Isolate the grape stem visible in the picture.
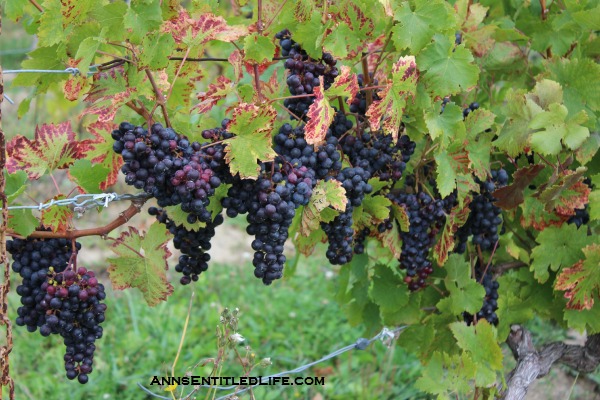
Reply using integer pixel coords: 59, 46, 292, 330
145, 69, 172, 128
28, 0, 43, 12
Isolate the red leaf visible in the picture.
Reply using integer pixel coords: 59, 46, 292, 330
63, 74, 88, 101
305, 77, 334, 146
6, 121, 90, 179
229, 49, 244, 81
434, 197, 472, 266
84, 120, 123, 190
163, 10, 247, 45
554, 181, 591, 219
82, 68, 138, 123
555, 259, 592, 310
492, 164, 545, 210
41, 195, 73, 233
194, 76, 234, 114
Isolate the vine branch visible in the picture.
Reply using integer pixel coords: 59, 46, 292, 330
501, 325, 600, 400
7, 200, 146, 240
145, 69, 171, 128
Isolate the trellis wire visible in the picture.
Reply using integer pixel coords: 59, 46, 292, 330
137, 326, 408, 400
1, 192, 151, 213
1, 67, 96, 76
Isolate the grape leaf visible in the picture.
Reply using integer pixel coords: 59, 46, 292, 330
5, 170, 28, 203
194, 76, 234, 114
325, 66, 360, 107
299, 180, 346, 236
305, 77, 335, 145
434, 197, 472, 265
536, 167, 588, 212
415, 352, 476, 398
41, 195, 73, 234
492, 164, 545, 210
6, 121, 90, 179
391, 0, 456, 53
425, 102, 465, 149
12, 45, 67, 92
520, 194, 567, 231
529, 104, 589, 155
590, 174, 600, 221
206, 184, 231, 221
243, 33, 275, 64
555, 244, 600, 311
293, 11, 328, 59
294, 226, 326, 257
450, 321, 503, 386
391, 202, 410, 232
123, 0, 163, 44
530, 224, 594, 283
369, 264, 409, 315
68, 159, 110, 194
7, 209, 38, 238
63, 74, 89, 102
108, 222, 174, 307
84, 121, 123, 190
353, 194, 391, 227
82, 67, 140, 123
163, 206, 206, 231
366, 56, 418, 141
437, 254, 485, 316
493, 90, 534, 157
139, 32, 176, 69
163, 10, 248, 47
223, 103, 278, 179
576, 133, 600, 165
375, 220, 402, 259
417, 34, 479, 97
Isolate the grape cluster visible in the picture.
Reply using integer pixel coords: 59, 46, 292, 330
7, 238, 105, 383
337, 130, 415, 181
464, 263, 499, 326
41, 266, 106, 383
112, 122, 225, 224
8, 237, 77, 332
321, 167, 372, 265
389, 191, 447, 291
462, 102, 479, 119
223, 161, 316, 284
149, 207, 224, 285
275, 29, 339, 120
455, 169, 508, 253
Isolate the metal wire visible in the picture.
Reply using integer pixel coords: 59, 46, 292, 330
1, 67, 97, 76
137, 326, 408, 400
1, 192, 151, 213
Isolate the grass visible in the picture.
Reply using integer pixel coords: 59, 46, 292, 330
3, 221, 428, 400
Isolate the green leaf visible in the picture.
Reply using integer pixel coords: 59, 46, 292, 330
531, 225, 594, 283
224, 103, 278, 179
299, 179, 346, 236
323, 24, 358, 58
450, 321, 503, 386
139, 32, 175, 69
38, 0, 68, 47
5, 170, 28, 203
435, 151, 458, 198
493, 90, 534, 157
417, 34, 479, 97
243, 33, 275, 64
163, 206, 206, 231
529, 104, 589, 155
437, 254, 486, 316
354, 194, 392, 227
7, 209, 38, 238
75, 34, 104, 75
391, 0, 456, 53
68, 159, 110, 194
434, 198, 472, 265
369, 264, 409, 316
123, 0, 163, 44
590, 174, 600, 221
293, 11, 327, 59
415, 352, 476, 398
425, 102, 465, 148
206, 184, 231, 221
91, 2, 127, 41
108, 223, 174, 307
12, 45, 67, 92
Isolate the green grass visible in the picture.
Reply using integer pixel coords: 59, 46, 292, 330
3, 229, 427, 400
